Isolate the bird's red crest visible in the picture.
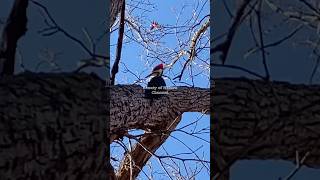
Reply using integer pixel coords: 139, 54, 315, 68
153, 63, 164, 71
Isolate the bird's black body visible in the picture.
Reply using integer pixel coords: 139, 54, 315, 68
145, 76, 166, 99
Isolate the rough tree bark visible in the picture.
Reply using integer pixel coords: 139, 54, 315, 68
115, 116, 182, 180
213, 78, 320, 180
110, 0, 124, 27
110, 85, 210, 141
0, 73, 107, 179
110, 85, 210, 179
3, 73, 320, 179
0, 72, 209, 179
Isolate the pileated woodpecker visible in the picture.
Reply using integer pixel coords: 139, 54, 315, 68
145, 63, 167, 100
145, 64, 164, 78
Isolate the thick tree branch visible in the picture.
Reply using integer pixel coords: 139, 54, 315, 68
0, 73, 107, 179
110, 0, 125, 85
110, 85, 210, 142
110, 0, 125, 27
116, 115, 182, 180
213, 77, 320, 179
0, 72, 209, 178
3, 72, 320, 179
0, 0, 28, 76
111, 84, 209, 178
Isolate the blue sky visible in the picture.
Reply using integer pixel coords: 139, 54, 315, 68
110, 0, 210, 179
111, 0, 210, 87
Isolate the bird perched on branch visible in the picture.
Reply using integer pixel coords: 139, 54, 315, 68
145, 63, 165, 78
145, 63, 167, 100
150, 21, 160, 30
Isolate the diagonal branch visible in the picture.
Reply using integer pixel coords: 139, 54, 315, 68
174, 19, 210, 81
297, 0, 320, 16
245, 24, 303, 58
116, 115, 182, 180
281, 151, 310, 180
212, 63, 265, 79
211, 0, 253, 64
255, 1, 270, 80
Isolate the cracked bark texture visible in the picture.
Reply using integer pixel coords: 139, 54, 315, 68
0, 72, 209, 179
213, 77, 320, 180
110, 85, 210, 142
0, 73, 107, 179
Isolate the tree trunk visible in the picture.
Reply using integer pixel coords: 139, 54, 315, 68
213, 77, 320, 179
110, 0, 124, 27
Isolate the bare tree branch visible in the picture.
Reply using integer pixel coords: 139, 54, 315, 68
116, 115, 183, 180
211, 0, 253, 64
174, 19, 210, 81
0, 0, 28, 76
256, 1, 270, 80
31, 0, 108, 71
280, 151, 310, 180
110, 0, 126, 85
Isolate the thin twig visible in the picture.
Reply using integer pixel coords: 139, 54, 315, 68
222, 0, 233, 18
309, 55, 320, 84
280, 151, 310, 180
244, 25, 303, 58
30, 0, 108, 70
256, 1, 270, 80
212, 63, 265, 79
